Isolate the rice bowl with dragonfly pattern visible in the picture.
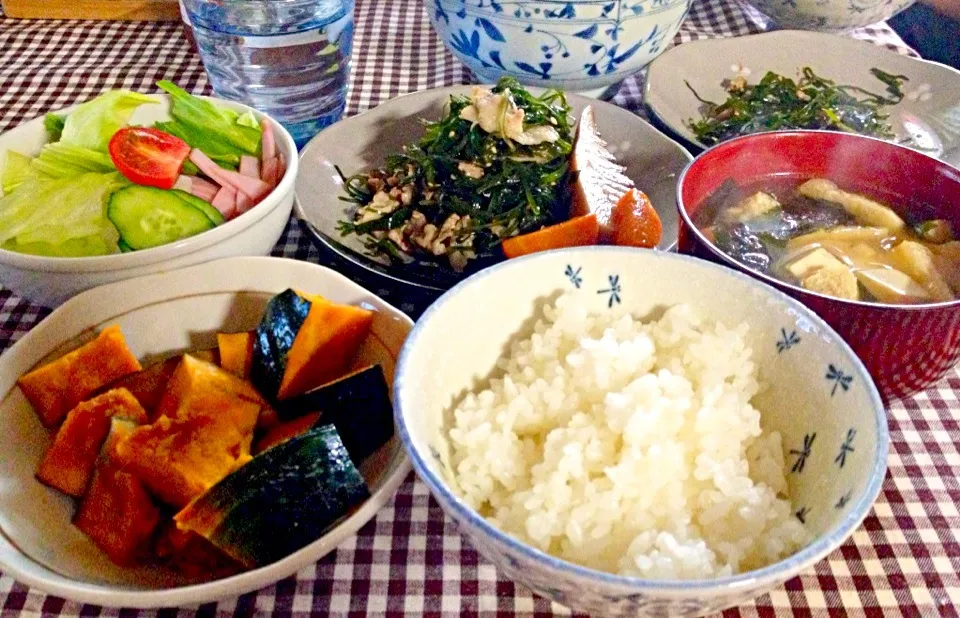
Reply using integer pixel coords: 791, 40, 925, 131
394, 247, 888, 617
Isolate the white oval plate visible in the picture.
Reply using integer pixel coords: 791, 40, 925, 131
645, 31, 960, 165
0, 256, 412, 608
295, 85, 693, 292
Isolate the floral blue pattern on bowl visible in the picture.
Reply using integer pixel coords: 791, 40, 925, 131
426, 0, 691, 91
394, 247, 888, 617
739, 0, 913, 32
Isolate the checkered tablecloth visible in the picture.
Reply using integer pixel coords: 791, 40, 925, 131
1, 1, 957, 616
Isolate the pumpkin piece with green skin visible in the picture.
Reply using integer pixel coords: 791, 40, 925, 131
275, 364, 394, 462
250, 290, 375, 401
174, 423, 369, 569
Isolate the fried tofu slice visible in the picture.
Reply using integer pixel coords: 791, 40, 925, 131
798, 179, 905, 231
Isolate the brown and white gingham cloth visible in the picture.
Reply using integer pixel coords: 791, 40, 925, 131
1, 1, 957, 616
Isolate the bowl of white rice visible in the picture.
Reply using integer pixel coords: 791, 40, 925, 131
394, 247, 888, 617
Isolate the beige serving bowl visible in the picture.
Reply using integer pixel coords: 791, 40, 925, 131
0, 256, 412, 607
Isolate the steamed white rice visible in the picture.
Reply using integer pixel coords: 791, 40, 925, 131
447, 294, 810, 579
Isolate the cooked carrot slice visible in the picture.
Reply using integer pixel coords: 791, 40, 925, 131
611, 188, 662, 249
502, 214, 600, 259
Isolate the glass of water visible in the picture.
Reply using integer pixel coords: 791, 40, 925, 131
180, 0, 355, 149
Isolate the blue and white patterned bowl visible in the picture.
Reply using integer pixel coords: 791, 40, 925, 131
425, 0, 691, 93
394, 247, 888, 617
740, 0, 913, 32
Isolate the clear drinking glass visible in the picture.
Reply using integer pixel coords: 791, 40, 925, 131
180, 0, 355, 149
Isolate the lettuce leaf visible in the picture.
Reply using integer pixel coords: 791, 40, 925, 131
0, 173, 124, 256
154, 120, 240, 170
44, 114, 65, 142
2, 151, 38, 194
155, 80, 262, 159
59, 91, 160, 152
30, 143, 115, 178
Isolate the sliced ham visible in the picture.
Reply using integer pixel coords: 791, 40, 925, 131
173, 175, 193, 193
188, 177, 219, 202
211, 185, 238, 220
239, 155, 260, 179
236, 192, 254, 215
261, 157, 279, 188
189, 149, 271, 202
261, 118, 277, 161
276, 153, 287, 184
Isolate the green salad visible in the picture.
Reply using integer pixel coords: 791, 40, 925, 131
0, 81, 285, 257
337, 77, 573, 272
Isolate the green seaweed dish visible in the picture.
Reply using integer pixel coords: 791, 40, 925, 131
336, 77, 573, 272
686, 67, 908, 145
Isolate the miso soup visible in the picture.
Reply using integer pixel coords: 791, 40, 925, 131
695, 177, 960, 304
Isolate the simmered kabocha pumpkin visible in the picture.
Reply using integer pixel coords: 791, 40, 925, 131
73, 417, 160, 566
217, 331, 255, 378
35, 388, 147, 497
250, 290, 374, 401
18, 325, 142, 428
96, 350, 218, 419
174, 424, 370, 569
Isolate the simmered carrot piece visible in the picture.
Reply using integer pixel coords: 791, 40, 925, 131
610, 188, 662, 249
502, 214, 599, 259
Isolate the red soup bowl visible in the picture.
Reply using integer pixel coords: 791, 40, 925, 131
676, 130, 960, 402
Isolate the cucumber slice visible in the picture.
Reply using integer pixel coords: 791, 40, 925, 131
172, 190, 226, 225
118, 240, 134, 253
107, 185, 216, 250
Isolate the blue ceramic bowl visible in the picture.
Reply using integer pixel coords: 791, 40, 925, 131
394, 247, 888, 617
739, 0, 913, 31
425, 0, 691, 93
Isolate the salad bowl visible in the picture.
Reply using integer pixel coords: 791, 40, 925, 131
0, 256, 412, 607
0, 93, 298, 308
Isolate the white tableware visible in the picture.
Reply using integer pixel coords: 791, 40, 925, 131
0, 256, 412, 607
394, 247, 888, 617
0, 96, 298, 307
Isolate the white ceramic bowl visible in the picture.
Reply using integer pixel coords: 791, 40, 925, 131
0, 96, 298, 308
0, 256, 412, 608
426, 0, 691, 93
740, 0, 913, 31
394, 247, 888, 617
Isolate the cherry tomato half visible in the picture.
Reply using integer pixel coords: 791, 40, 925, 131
108, 127, 191, 190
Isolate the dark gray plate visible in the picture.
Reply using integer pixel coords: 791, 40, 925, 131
294, 86, 693, 292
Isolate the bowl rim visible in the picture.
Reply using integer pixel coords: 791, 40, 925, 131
0, 255, 413, 607
394, 245, 889, 593
675, 128, 960, 312
0, 95, 298, 274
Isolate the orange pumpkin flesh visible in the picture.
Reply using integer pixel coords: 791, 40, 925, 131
253, 411, 321, 454
217, 332, 255, 378
116, 414, 253, 508
276, 295, 374, 400
35, 388, 147, 497
155, 355, 269, 436
98, 350, 217, 419
73, 417, 160, 566
18, 325, 142, 428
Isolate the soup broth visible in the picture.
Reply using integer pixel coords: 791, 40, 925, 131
695, 177, 960, 305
